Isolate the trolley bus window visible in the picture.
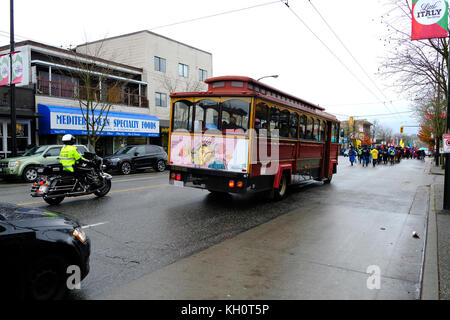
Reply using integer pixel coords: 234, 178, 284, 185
279, 109, 290, 138
306, 117, 313, 140
323, 122, 328, 142
221, 99, 250, 134
255, 102, 269, 134
173, 100, 193, 132
331, 123, 339, 142
196, 99, 219, 133
335, 123, 340, 142
319, 120, 325, 142
194, 104, 205, 132
299, 115, 306, 139
314, 119, 320, 141
289, 112, 299, 138
270, 107, 280, 137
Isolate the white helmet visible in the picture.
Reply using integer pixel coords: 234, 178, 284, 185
62, 134, 76, 145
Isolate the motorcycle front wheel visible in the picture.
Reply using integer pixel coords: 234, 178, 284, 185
43, 196, 65, 205
94, 179, 111, 197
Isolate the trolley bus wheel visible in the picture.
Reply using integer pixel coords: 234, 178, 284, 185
273, 173, 288, 201
324, 175, 333, 184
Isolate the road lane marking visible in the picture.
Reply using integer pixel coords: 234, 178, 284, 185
109, 184, 168, 194
112, 176, 165, 183
82, 222, 109, 229
16, 183, 169, 206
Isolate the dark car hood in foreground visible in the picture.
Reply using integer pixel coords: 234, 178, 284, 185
0, 203, 79, 229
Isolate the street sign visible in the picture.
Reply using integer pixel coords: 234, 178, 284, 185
443, 134, 450, 153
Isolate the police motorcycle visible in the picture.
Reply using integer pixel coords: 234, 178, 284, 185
30, 151, 112, 205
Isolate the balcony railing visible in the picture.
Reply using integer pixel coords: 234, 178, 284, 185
36, 78, 149, 108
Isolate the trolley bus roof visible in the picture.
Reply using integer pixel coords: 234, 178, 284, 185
170, 76, 339, 122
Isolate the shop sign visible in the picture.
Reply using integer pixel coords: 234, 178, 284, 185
38, 104, 159, 137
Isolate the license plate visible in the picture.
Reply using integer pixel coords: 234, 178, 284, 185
174, 180, 184, 187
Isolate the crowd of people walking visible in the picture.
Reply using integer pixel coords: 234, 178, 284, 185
345, 145, 426, 167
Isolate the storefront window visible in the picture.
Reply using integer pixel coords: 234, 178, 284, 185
7, 122, 30, 154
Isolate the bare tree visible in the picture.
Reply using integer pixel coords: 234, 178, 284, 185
160, 73, 205, 93
46, 41, 132, 151
377, 125, 394, 144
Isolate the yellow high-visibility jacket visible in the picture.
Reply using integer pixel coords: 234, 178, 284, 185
370, 149, 379, 160
59, 145, 85, 172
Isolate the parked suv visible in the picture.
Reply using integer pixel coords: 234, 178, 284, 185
0, 145, 89, 182
103, 144, 168, 175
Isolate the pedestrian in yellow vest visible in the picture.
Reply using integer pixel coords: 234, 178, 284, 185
370, 148, 379, 168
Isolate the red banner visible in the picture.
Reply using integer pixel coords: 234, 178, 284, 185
412, 0, 449, 40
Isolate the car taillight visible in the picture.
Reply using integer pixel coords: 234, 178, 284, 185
176, 174, 181, 181
229, 180, 235, 188
237, 181, 243, 188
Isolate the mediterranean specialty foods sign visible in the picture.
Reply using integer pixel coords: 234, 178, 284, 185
38, 104, 159, 137
412, 0, 449, 40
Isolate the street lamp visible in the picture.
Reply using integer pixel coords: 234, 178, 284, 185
256, 75, 279, 81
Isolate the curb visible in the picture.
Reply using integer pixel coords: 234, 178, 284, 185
420, 183, 440, 300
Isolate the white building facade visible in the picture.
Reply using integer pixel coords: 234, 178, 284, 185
76, 30, 213, 150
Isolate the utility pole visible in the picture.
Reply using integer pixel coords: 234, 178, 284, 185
444, 40, 450, 210
9, 0, 17, 157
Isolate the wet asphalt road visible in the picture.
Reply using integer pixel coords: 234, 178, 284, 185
0, 157, 435, 299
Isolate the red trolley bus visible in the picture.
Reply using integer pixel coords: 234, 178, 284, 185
168, 76, 340, 200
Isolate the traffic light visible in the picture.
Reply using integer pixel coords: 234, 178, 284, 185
400, 126, 404, 134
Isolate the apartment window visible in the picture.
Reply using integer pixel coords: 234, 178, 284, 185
199, 68, 208, 81
154, 56, 166, 72
179, 63, 189, 77
155, 92, 167, 107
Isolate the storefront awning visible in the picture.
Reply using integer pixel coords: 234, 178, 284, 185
38, 104, 159, 137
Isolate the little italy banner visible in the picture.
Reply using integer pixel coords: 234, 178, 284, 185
412, 0, 449, 40
0, 54, 9, 86
0, 51, 24, 86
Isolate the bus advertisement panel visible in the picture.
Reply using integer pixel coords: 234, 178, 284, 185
170, 133, 248, 173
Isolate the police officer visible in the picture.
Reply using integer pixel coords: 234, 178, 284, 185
59, 134, 87, 173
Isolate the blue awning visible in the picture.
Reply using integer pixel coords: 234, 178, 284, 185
38, 104, 160, 137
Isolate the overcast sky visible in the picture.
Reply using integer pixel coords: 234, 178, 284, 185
0, 0, 418, 135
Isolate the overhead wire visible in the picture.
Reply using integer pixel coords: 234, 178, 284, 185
306, 0, 402, 119
280, 2, 386, 106
148, 0, 283, 31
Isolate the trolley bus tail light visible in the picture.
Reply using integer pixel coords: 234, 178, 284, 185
176, 174, 182, 181
228, 180, 235, 188
237, 181, 243, 188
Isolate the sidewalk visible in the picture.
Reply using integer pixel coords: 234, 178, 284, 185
97, 160, 434, 300
422, 162, 450, 300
